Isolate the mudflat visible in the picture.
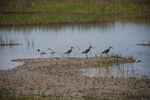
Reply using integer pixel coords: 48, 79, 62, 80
0, 57, 150, 99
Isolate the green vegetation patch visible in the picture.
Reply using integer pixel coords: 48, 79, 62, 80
0, 0, 149, 26
0, 13, 114, 26
95, 55, 136, 67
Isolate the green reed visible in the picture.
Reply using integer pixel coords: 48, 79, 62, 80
1, 1, 149, 13
0, 13, 114, 26
0, 1, 149, 26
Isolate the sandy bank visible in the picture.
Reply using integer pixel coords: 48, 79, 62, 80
0, 57, 150, 99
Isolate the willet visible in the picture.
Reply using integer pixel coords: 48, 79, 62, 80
36, 49, 46, 57
81, 46, 92, 57
102, 46, 113, 57
48, 48, 56, 57
64, 47, 74, 57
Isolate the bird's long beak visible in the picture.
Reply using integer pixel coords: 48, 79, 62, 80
35, 49, 39, 51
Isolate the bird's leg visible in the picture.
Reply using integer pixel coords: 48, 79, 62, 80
68, 54, 69, 58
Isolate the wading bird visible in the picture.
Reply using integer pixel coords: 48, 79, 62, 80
48, 48, 56, 57
81, 46, 92, 57
102, 46, 113, 57
63, 47, 74, 57
36, 49, 46, 57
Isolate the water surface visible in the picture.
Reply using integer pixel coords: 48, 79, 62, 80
0, 20, 150, 77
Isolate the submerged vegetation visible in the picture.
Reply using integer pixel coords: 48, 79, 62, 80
0, 0, 149, 26
0, 36, 35, 46
0, 36, 22, 45
136, 41, 150, 46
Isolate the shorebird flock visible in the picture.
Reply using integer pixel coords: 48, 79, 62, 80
36, 46, 113, 58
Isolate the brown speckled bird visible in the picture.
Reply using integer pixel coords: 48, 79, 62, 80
81, 46, 92, 57
102, 46, 113, 57
64, 47, 74, 57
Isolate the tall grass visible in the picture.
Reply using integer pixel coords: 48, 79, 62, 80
0, 13, 114, 26
0, 0, 150, 7
0, 1, 149, 14
0, 0, 149, 26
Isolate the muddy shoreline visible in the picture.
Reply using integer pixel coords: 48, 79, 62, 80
0, 57, 150, 99
0, 20, 114, 27
136, 43, 150, 46
0, 44, 22, 46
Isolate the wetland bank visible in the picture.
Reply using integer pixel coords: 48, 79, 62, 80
1, 57, 150, 100
0, 0, 150, 99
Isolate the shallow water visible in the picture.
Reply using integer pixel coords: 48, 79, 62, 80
0, 20, 150, 77
81, 63, 149, 78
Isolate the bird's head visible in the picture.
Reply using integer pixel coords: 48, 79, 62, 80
36, 49, 40, 52
109, 46, 113, 49
89, 46, 93, 48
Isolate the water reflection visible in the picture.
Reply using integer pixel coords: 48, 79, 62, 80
0, 20, 150, 78
81, 64, 150, 78
1, 22, 115, 31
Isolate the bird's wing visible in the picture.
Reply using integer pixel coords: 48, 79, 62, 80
50, 50, 56, 54
102, 49, 109, 53
64, 49, 71, 54
82, 49, 89, 53
40, 51, 46, 54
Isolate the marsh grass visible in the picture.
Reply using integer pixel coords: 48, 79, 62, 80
0, 36, 22, 46
0, 0, 149, 26
0, 36, 35, 46
95, 53, 135, 68
0, 87, 81, 100
0, 13, 114, 26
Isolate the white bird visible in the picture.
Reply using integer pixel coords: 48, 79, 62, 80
48, 48, 56, 57
36, 49, 46, 57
